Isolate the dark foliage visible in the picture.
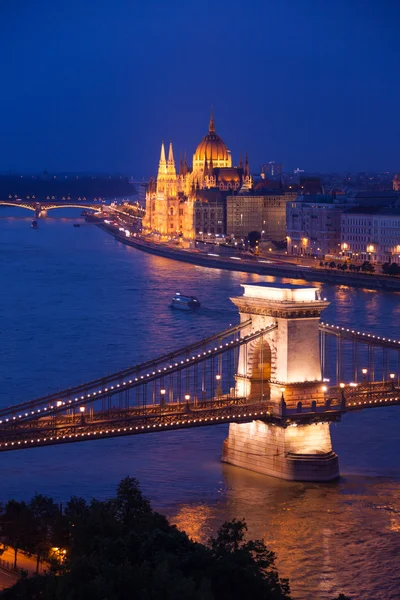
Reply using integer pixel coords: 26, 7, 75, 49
0, 478, 292, 600
247, 230, 261, 248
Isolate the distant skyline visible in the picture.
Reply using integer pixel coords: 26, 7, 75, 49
0, 0, 399, 177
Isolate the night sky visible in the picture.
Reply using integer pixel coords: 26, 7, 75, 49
1, 0, 399, 176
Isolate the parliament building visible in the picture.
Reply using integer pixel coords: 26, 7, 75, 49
142, 111, 251, 240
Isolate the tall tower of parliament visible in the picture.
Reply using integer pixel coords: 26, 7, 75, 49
142, 110, 251, 240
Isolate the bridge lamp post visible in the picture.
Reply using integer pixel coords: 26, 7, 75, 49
362, 368, 368, 382
390, 373, 396, 390
184, 394, 190, 411
79, 406, 85, 424
279, 387, 286, 416
216, 374, 222, 399
160, 388, 166, 410
339, 383, 346, 408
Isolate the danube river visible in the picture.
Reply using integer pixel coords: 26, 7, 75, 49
1, 211, 400, 600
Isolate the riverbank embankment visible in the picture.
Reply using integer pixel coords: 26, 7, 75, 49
97, 222, 400, 291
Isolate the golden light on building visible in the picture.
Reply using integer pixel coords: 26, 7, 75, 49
367, 244, 375, 253
342, 242, 348, 250
302, 237, 308, 246
142, 109, 251, 242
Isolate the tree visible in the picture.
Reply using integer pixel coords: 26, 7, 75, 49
0, 480, 352, 600
382, 262, 400, 276
207, 519, 291, 600
1, 500, 31, 569
361, 261, 375, 273
27, 494, 61, 573
247, 231, 261, 248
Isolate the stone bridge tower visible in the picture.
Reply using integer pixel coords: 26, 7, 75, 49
222, 283, 340, 481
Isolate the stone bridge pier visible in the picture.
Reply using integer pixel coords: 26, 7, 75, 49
222, 283, 340, 481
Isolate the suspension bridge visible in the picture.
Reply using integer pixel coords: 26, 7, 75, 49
0, 283, 399, 481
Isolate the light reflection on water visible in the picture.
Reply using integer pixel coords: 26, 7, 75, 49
1, 211, 400, 599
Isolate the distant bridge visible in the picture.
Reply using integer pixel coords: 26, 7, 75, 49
0, 201, 102, 216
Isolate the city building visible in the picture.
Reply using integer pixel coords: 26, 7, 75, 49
341, 206, 400, 264
142, 111, 251, 240
393, 174, 400, 191
194, 189, 225, 236
227, 181, 297, 241
287, 191, 400, 260
286, 194, 356, 258
138, 182, 148, 206
261, 161, 282, 179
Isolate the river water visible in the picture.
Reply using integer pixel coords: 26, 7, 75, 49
1, 211, 400, 599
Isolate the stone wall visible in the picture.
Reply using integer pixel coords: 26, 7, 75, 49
222, 420, 339, 481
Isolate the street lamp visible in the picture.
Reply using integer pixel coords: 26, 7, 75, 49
339, 382, 346, 406
216, 374, 222, 398
321, 385, 327, 393
160, 388, 166, 409
79, 405, 85, 424
362, 368, 368, 381
184, 394, 190, 410
390, 373, 395, 390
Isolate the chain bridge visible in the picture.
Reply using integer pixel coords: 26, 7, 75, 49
1, 283, 399, 482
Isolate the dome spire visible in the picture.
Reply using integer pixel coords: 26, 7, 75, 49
209, 106, 216, 134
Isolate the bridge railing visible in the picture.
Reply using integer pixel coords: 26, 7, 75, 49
0, 322, 276, 432
0, 320, 252, 421
320, 322, 400, 386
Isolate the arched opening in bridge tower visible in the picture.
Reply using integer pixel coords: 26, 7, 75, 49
249, 338, 272, 401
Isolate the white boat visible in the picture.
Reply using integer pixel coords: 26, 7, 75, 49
171, 292, 200, 310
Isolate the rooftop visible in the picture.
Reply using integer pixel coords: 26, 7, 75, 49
343, 206, 400, 216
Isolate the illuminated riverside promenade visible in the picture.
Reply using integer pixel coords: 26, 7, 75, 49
98, 219, 400, 291
1, 213, 400, 599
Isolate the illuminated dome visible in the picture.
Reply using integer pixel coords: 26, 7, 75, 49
193, 112, 232, 171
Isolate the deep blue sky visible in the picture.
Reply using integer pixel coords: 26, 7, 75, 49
0, 0, 399, 176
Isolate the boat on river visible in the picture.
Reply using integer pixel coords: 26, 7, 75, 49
31, 220, 38, 229
171, 292, 200, 310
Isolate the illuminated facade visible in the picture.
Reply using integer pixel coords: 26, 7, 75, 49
341, 207, 400, 264
142, 111, 251, 240
286, 195, 351, 258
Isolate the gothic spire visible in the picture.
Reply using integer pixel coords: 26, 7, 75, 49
159, 141, 166, 165
209, 106, 215, 134
168, 141, 174, 164
244, 151, 249, 177
239, 153, 243, 169
183, 151, 188, 176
